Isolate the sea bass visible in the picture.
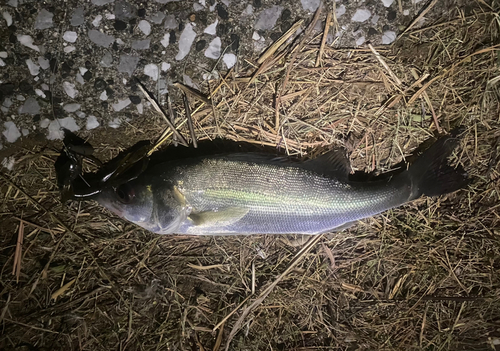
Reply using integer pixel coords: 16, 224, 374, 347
93, 132, 467, 235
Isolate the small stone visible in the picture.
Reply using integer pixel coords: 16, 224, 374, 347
2, 157, 15, 171
0, 83, 14, 96
138, 8, 146, 17
381, 0, 394, 7
63, 103, 81, 112
230, 33, 240, 51
195, 39, 206, 51
99, 90, 108, 100
34, 9, 54, 30
35, 89, 46, 98
0, 51, 7, 58
387, 10, 397, 21
204, 37, 221, 59
300, 0, 320, 12
356, 36, 366, 46
149, 12, 165, 24
0, 58, 5, 67
91, 0, 114, 5
129, 95, 140, 104
63, 81, 78, 98
105, 13, 115, 20
7, 0, 17, 7
3, 121, 21, 143
93, 15, 103, 27
94, 78, 107, 90
138, 20, 151, 35
204, 19, 218, 35
252, 31, 260, 40
117, 54, 139, 76
26, 59, 40, 75
86, 115, 100, 130
38, 57, 50, 69
136, 103, 143, 114
175, 23, 196, 61
160, 33, 169, 47
183, 74, 198, 89
88, 29, 115, 47
47, 117, 80, 140
17, 35, 40, 52
161, 62, 170, 71
382, 30, 396, 44
242, 4, 253, 15
63, 31, 78, 43
336, 4, 346, 17
100, 51, 113, 67
83, 71, 92, 81
22, 128, 29, 136
115, 0, 136, 20
75, 111, 86, 118
216, 4, 229, 19
19, 97, 40, 115
189, 13, 196, 22
223, 53, 236, 69
403, 9, 410, 16
64, 46, 76, 53
351, 9, 371, 22
193, 3, 204, 11
112, 98, 131, 111
40, 118, 50, 128
114, 19, 127, 30
2, 11, 13, 26
131, 39, 150, 50
164, 14, 177, 29
255, 6, 283, 30
144, 63, 159, 81
108, 118, 121, 128
71, 6, 85, 26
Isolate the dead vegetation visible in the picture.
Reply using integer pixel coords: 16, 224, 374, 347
1, 1, 500, 350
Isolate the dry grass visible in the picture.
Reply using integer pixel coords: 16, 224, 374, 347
2, 2, 500, 351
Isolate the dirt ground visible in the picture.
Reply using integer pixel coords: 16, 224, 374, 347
2, 1, 500, 351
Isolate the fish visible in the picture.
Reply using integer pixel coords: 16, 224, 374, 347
90, 131, 468, 235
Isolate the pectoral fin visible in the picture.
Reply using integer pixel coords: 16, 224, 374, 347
189, 207, 249, 228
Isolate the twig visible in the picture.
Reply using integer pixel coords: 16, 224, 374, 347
183, 93, 198, 148
166, 94, 178, 146
397, 0, 439, 40
12, 220, 23, 283
315, 11, 332, 67
213, 294, 252, 332
136, 80, 188, 147
258, 19, 304, 64
368, 43, 403, 88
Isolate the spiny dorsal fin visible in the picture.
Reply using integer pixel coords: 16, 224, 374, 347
301, 148, 351, 181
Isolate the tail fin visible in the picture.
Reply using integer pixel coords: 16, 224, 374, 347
407, 129, 468, 200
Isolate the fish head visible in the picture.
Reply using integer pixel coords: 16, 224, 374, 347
97, 180, 154, 226
97, 180, 190, 234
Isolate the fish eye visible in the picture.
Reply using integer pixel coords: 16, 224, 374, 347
115, 183, 135, 204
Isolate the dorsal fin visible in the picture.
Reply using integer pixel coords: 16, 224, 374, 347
301, 148, 351, 181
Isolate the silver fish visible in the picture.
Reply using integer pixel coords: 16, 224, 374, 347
96, 133, 467, 235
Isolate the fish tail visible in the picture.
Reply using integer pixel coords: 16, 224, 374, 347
407, 129, 468, 200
